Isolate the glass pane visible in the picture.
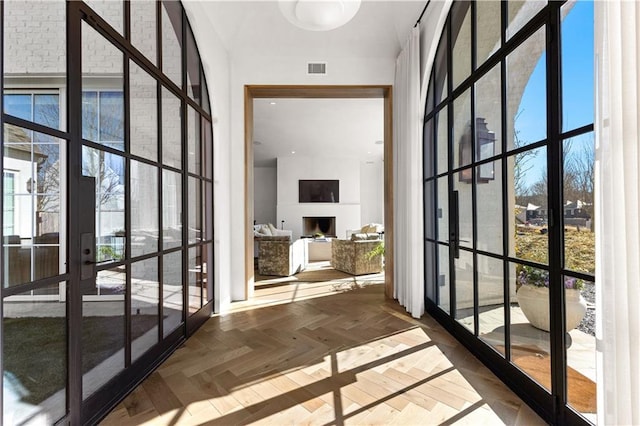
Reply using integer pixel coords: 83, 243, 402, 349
476, 160, 503, 255
132, 258, 160, 361
475, 64, 502, 160
202, 70, 211, 114
434, 25, 448, 105
186, 25, 201, 104
423, 118, 434, 179
205, 181, 213, 241
509, 146, 547, 264
3, 1, 66, 93
451, 1, 471, 90
510, 262, 551, 392
203, 119, 213, 180
4, 94, 31, 121
561, 1, 594, 133
163, 169, 182, 249
455, 249, 474, 332
476, 1, 501, 67
203, 242, 212, 302
130, 61, 158, 161
131, 160, 158, 257
563, 133, 595, 274
82, 267, 126, 399
188, 106, 200, 174
506, 27, 547, 151
188, 177, 201, 244
478, 255, 505, 355
85, 0, 123, 34
188, 246, 202, 314
507, 1, 546, 40
425, 76, 435, 116
162, 87, 182, 169
437, 177, 449, 243
34, 94, 61, 130
82, 147, 126, 263
436, 109, 448, 175
453, 89, 472, 170
425, 180, 436, 240
131, 0, 157, 64
565, 277, 596, 419
82, 23, 125, 151
454, 171, 473, 249
3, 283, 67, 424
438, 244, 450, 313
163, 250, 183, 337
162, 1, 183, 87
425, 241, 437, 301
3, 125, 65, 286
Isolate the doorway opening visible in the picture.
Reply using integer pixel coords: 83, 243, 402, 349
244, 85, 393, 299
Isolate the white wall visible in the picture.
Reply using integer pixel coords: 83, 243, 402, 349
253, 166, 277, 225
359, 159, 384, 226
187, 3, 400, 304
227, 55, 395, 301
277, 156, 361, 239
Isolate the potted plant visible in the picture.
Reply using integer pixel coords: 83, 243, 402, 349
516, 265, 587, 332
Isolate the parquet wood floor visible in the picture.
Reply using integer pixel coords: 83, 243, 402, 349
101, 265, 545, 425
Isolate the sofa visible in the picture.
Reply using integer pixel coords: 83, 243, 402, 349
257, 236, 306, 276
331, 233, 383, 275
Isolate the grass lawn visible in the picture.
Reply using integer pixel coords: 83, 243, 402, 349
3, 315, 158, 405
515, 226, 595, 274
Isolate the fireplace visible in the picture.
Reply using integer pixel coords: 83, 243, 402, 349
303, 216, 336, 237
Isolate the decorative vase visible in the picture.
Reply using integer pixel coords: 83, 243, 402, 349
516, 285, 587, 332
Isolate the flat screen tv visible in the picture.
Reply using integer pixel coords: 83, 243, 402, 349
299, 180, 339, 203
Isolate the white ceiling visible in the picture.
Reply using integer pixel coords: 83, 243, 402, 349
253, 98, 384, 167
190, 1, 426, 58
186, 0, 426, 167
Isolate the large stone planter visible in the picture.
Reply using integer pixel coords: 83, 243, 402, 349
516, 285, 587, 332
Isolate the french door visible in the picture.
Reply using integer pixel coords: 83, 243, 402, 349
424, 1, 596, 424
1, 1, 214, 423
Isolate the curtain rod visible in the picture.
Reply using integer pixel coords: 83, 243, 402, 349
414, 0, 431, 28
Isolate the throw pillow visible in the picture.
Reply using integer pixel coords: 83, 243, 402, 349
260, 225, 272, 236
267, 223, 278, 235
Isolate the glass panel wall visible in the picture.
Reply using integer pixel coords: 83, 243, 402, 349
423, 1, 595, 424
1, 0, 215, 422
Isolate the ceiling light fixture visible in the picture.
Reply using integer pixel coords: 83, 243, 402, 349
278, 0, 361, 31
291, 151, 296, 154
270, 101, 277, 105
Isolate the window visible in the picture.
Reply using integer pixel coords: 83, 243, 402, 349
3, 171, 16, 235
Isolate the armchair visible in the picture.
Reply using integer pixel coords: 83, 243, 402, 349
331, 234, 383, 275
257, 237, 306, 276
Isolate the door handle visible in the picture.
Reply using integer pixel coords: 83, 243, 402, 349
450, 190, 460, 259
81, 233, 95, 280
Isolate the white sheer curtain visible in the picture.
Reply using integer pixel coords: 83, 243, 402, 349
595, 2, 640, 425
393, 25, 424, 318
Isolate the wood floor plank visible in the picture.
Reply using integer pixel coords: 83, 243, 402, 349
100, 273, 545, 426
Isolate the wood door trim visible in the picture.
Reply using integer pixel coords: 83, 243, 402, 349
244, 85, 394, 299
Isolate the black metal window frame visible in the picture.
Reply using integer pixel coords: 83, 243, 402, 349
423, 1, 595, 425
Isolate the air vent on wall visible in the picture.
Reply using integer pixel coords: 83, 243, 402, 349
307, 62, 327, 75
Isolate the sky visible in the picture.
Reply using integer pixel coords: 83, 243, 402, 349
517, 0, 594, 189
